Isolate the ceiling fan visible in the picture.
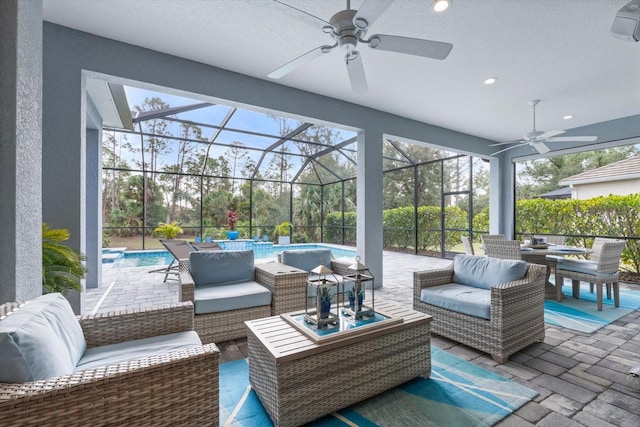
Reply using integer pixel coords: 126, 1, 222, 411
490, 99, 598, 155
268, 0, 453, 92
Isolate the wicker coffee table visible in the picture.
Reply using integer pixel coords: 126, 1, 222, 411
245, 300, 432, 427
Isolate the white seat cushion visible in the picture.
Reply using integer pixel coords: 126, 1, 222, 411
421, 283, 491, 319
194, 281, 271, 314
76, 331, 201, 372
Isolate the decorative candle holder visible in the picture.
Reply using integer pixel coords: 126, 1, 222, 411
304, 264, 340, 327
342, 256, 375, 320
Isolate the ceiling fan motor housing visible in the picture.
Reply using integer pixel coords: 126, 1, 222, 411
330, 9, 364, 51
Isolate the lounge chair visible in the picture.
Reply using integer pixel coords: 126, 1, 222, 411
0, 294, 219, 426
190, 241, 223, 251
414, 254, 546, 363
148, 239, 194, 282
178, 250, 308, 343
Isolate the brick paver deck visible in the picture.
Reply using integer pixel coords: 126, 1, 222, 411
88, 250, 640, 426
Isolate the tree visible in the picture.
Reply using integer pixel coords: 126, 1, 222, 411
516, 146, 639, 200
102, 131, 131, 229
225, 141, 251, 193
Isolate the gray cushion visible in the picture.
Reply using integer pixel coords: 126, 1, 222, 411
194, 281, 272, 314
281, 249, 332, 272
189, 250, 254, 286
557, 259, 617, 277
421, 283, 491, 319
453, 254, 527, 290
0, 293, 87, 382
76, 331, 201, 372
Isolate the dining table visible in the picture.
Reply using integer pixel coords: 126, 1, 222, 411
520, 245, 592, 299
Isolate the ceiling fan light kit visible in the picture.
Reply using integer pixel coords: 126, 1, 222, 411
268, 0, 453, 92
489, 99, 597, 156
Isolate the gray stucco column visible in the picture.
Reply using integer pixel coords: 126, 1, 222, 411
0, 0, 43, 304
356, 129, 384, 287
490, 156, 515, 239
85, 128, 102, 289
42, 32, 87, 313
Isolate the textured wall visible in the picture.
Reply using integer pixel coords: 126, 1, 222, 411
0, 0, 43, 304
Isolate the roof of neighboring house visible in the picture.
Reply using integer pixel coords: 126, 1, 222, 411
559, 156, 640, 186
538, 187, 572, 199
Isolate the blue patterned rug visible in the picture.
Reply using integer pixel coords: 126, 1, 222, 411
220, 347, 537, 426
544, 282, 640, 333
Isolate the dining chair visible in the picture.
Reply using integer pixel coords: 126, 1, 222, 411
481, 234, 505, 245
554, 240, 626, 310
483, 239, 522, 260
588, 237, 619, 294
536, 235, 566, 245
461, 236, 475, 255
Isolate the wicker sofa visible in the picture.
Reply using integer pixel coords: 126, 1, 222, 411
0, 294, 219, 427
413, 254, 546, 363
179, 249, 308, 343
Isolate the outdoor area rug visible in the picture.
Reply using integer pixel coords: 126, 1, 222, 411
220, 347, 538, 427
544, 282, 640, 333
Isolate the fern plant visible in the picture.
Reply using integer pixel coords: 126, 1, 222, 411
42, 224, 86, 294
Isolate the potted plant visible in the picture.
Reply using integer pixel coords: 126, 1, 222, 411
319, 287, 332, 319
154, 221, 183, 239
226, 210, 239, 240
348, 288, 365, 311
42, 224, 86, 294
274, 221, 291, 245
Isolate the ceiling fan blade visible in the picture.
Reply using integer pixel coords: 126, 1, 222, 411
531, 141, 550, 154
546, 136, 598, 142
268, 45, 333, 79
368, 34, 453, 59
537, 129, 565, 140
346, 52, 368, 93
491, 143, 526, 156
269, 0, 332, 30
489, 140, 523, 147
352, 0, 394, 30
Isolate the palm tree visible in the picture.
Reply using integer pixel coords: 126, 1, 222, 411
42, 224, 86, 294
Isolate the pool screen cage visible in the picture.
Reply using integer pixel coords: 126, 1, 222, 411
101, 85, 488, 255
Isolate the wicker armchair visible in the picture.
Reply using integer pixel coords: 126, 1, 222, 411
276, 251, 351, 276
179, 257, 308, 344
0, 301, 219, 427
413, 261, 546, 363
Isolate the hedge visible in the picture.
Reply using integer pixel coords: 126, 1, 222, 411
322, 193, 639, 272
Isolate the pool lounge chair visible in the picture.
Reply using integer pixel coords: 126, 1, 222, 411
190, 241, 223, 251
149, 239, 194, 282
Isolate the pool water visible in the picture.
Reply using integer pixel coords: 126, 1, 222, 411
104, 243, 356, 268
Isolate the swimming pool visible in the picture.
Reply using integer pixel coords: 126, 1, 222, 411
104, 243, 357, 268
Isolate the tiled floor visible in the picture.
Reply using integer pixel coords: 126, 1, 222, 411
88, 252, 640, 426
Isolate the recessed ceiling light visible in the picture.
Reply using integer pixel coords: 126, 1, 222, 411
432, 0, 451, 13
483, 77, 498, 85
563, 115, 574, 120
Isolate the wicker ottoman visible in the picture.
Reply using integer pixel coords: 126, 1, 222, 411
245, 301, 431, 427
